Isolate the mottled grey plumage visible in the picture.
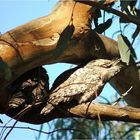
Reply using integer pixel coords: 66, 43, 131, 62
9, 67, 49, 108
41, 59, 123, 115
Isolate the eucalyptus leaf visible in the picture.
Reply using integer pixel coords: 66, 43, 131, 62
0, 59, 12, 81
53, 24, 75, 58
117, 34, 131, 65
121, 34, 137, 59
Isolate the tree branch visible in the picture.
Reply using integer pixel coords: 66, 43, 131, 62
69, 103, 140, 123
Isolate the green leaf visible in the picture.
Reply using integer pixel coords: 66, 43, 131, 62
121, 34, 137, 59
53, 24, 75, 58
0, 59, 12, 81
117, 34, 131, 65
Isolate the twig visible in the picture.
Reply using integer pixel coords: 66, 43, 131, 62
112, 86, 133, 106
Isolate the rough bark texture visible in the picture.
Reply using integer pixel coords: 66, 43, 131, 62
0, 0, 139, 124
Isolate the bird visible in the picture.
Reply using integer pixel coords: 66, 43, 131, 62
41, 59, 122, 115
8, 66, 49, 109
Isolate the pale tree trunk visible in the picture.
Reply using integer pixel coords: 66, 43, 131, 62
0, 0, 139, 124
